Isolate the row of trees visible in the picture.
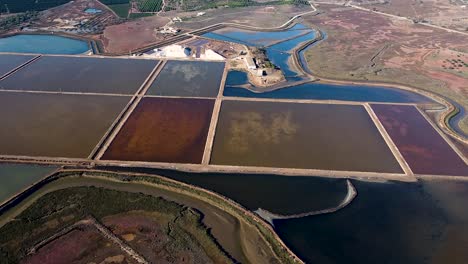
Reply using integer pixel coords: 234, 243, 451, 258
136, 0, 163, 12
0, 11, 37, 31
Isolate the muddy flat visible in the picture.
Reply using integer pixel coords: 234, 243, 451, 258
0, 56, 158, 94
102, 97, 214, 163
146, 60, 224, 98
0, 93, 130, 158
211, 101, 402, 173
0, 54, 35, 78
372, 104, 467, 176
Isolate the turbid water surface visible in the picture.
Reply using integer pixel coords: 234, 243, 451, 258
211, 100, 402, 173
0, 163, 57, 204
0, 93, 130, 158
0, 54, 35, 77
146, 60, 224, 98
0, 56, 158, 95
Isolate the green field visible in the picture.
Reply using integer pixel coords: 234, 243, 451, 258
107, 3, 130, 18
98, 0, 130, 18
177, 0, 309, 11
129, 12, 155, 19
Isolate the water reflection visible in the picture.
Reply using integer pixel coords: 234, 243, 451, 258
275, 179, 468, 264
224, 73, 433, 103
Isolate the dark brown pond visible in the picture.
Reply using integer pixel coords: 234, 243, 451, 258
0, 93, 130, 158
102, 97, 214, 164
0, 56, 158, 94
372, 104, 467, 176
211, 101, 402, 173
0, 54, 35, 78
145, 60, 224, 98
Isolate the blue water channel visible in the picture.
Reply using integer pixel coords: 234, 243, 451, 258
224, 71, 432, 103
203, 24, 317, 78
0, 34, 90, 54
447, 99, 468, 138
202, 24, 312, 47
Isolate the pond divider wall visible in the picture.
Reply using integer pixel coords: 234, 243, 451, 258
0, 55, 41, 80
202, 64, 228, 165
92, 60, 167, 160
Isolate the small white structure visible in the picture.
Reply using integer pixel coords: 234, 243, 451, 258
147, 45, 190, 58
172, 17, 182, 22
256, 69, 264, 77
244, 57, 257, 70
201, 49, 225, 60
197, 12, 206, 17
159, 26, 179, 34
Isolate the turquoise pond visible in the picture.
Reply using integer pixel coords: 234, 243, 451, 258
85, 8, 102, 14
0, 34, 90, 54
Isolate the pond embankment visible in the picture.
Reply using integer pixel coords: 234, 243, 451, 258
255, 180, 357, 225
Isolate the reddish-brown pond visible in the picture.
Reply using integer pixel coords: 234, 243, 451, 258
102, 97, 214, 164
372, 104, 467, 176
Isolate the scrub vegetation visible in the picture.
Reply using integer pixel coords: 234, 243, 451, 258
0, 186, 233, 264
0, 12, 38, 32
0, 170, 300, 264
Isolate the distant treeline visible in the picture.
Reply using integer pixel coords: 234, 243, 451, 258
0, 0, 71, 13
0, 0, 130, 14
0, 11, 38, 31
178, 0, 310, 12
99, 0, 130, 4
